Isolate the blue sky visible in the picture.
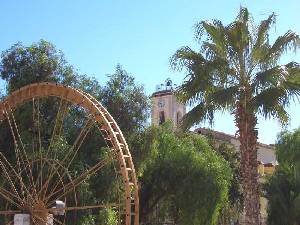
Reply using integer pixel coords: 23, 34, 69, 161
0, 0, 299, 144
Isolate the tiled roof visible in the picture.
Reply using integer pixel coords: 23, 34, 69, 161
194, 127, 275, 150
151, 89, 173, 97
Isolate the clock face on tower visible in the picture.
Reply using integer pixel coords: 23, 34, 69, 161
158, 99, 165, 108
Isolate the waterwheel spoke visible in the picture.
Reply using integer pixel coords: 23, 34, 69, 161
43, 117, 95, 200
46, 156, 113, 206
46, 98, 69, 157
0, 155, 24, 204
0, 151, 33, 205
32, 98, 43, 192
36, 98, 69, 198
49, 203, 121, 212
52, 216, 65, 225
2, 106, 25, 194
0, 178, 26, 209
3, 104, 37, 199
36, 158, 77, 205
9, 104, 38, 199
0, 187, 23, 209
0, 210, 21, 215
62, 117, 95, 169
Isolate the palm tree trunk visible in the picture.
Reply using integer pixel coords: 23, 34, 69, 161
235, 102, 260, 225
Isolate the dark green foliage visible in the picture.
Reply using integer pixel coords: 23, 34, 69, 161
276, 129, 300, 176
204, 135, 243, 224
265, 167, 300, 225
138, 123, 232, 225
265, 128, 300, 225
100, 64, 150, 139
214, 144, 242, 208
0, 40, 74, 92
0, 39, 103, 96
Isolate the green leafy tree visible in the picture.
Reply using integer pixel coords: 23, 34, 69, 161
100, 64, 150, 139
138, 123, 232, 225
171, 7, 300, 225
265, 128, 300, 225
0, 40, 77, 92
265, 167, 300, 225
276, 129, 300, 179
0, 39, 102, 96
206, 137, 243, 225
98, 207, 119, 225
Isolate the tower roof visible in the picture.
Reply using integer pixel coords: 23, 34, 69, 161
151, 89, 173, 97
151, 78, 176, 97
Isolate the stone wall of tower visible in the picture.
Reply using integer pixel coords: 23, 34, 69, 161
151, 92, 186, 126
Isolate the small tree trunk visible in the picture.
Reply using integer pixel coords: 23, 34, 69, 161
235, 103, 260, 225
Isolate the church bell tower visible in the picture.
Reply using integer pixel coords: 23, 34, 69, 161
151, 78, 186, 126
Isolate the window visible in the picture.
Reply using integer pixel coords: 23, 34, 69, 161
159, 111, 165, 125
176, 111, 182, 125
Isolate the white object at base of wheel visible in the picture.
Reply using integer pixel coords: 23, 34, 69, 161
14, 214, 53, 225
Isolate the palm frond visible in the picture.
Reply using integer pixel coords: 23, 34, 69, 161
236, 7, 249, 24
225, 7, 251, 56
208, 85, 239, 110
175, 74, 208, 105
194, 20, 227, 59
250, 87, 292, 125
179, 102, 216, 131
251, 13, 276, 63
170, 46, 205, 72
202, 42, 223, 60
175, 58, 235, 105
262, 31, 299, 66
171, 47, 210, 104
253, 62, 300, 88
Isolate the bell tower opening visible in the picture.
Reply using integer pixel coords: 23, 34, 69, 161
159, 111, 165, 125
176, 111, 182, 125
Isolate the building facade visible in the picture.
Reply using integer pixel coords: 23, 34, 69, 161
195, 128, 277, 174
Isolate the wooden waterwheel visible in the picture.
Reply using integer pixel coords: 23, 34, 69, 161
0, 83, 139, 225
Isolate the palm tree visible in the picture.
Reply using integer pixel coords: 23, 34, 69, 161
171, 7, 300, 225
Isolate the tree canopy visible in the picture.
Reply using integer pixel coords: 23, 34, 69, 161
265, 128, 300, 225
0, 40, 150, 139
137, 123, 232, 225
0, 40, 77, 92
205, 135, 243, 225
100, 64, 150, 139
